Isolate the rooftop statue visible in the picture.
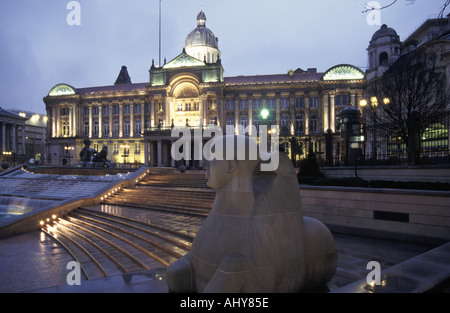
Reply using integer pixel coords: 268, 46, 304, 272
166, 135, 337, 293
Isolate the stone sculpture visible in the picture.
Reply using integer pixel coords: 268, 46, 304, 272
79, 140, 113, 167
166, 135, 337, 293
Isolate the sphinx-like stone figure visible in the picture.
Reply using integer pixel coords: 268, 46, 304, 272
166, 135, 337, 292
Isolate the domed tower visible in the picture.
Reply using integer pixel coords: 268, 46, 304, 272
366, 24, 401, 81
185, 10, 221, 63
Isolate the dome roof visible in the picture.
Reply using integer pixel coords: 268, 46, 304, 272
185, 10, 219, 49
371, 24, 399, 42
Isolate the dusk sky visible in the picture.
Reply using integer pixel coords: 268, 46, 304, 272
0, 0, 447, 115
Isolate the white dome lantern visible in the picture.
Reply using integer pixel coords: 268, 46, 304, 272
184, 10, 221, 63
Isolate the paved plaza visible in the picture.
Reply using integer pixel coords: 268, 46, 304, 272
0, 229, 439, 293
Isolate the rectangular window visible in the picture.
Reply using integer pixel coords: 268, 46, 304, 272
135, 143, 141, 154
124, 120, 130, 136
226, 116, 234, 126
177, 103, 183, 111
281, 116, 289, 129
114, 121, 120, 136
158, 102, 164, 112
62, 121, 69, 136
113, 143, 119, 155
185, 102, 192, 111
135, 120, 141, 135
309, 115, 318, 133
295, 97, 304, 109
253, 99, 261, 110
240, 116, 248, 128
267, 98, 275, 109
194, 102, 199, 111
123, 105, 130, 115
92, 106, 99, 116
84, 122, 89, 136
103, 106, 109, 115
93, 121, 99, 136
239, 99, 248, 111
226, 100, 234, 111
134, 104, 141, 114
103, 123, 110, 137
295, 115, 304, 133
113, 105, 120, 115
60, 107, 69, 116
84, 107, 89, 116
281, 98, 289, 109
309, 97, 318, 108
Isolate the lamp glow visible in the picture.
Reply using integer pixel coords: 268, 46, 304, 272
261, 109, 269, 119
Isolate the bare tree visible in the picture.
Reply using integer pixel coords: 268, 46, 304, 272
363, 0, 450, 18
365, 47, 449, 162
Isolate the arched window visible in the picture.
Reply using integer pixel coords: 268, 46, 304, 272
379, 52, 389, 66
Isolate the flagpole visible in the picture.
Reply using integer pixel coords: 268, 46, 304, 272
159, 0, 162, 67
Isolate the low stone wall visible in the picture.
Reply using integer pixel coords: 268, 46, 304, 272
300, 185, 450, 244
321, 166, 450, 183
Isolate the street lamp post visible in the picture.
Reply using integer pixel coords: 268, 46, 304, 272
360, 97, 389, 161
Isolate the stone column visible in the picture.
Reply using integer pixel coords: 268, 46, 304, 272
21, 127, 25, 154
11, 124, 16, 153
330, 93, 336, 132
119, 104, 123, 137
89, 106, 93, 138
2, 122, 6, 152
69, 107, 73, 137
130, 104, 134, 137
322, 93, 329, 132
56, 106, 61, 137
248, 99, 253, 135
109, 104, 113, 138
141, 102, 145, 135
351, 90, 357, 108
98, 105, 103, 138
151, 100, 156, 128
157, 140, 163, 167
276, 98, 281, 126
305, 96, 310, 135
234, 99, 239, 134
144, 139, 149, 166
51, 106, 56, 138
72, 105, 77, 137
